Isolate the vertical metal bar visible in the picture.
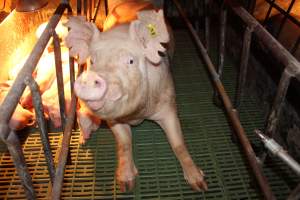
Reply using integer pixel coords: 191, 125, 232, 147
248, 0, 256, 14
274, 0, 296, 38
91, 0, 101, 22
263, 0, 276, 25
53, 31, 66, 129
204, 0, 210, 52
104, 0, 108, 16
48, 94, 77, 200
213, 3, 227, 107
235, 26, 254, 109
77, 0, 82, 15
5, 129, 36, 200
84, 0, 87, 18
218, 4, 227, 79
171, 0, 276, 199
24, 76, 56, 184
265, 69, 292, 138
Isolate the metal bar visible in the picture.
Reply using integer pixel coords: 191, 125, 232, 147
262, 0, 276, 25
213, 3, 227, 107
287, 182, 300, 200
0, 3, 67, 137
171, 0, 276, 199
248, 0, 256, 14
204, 0, 210, 52
265, 70, 292, 138
77, 0, 81, 15
24, 76, 56, 184
53, 31, 66, 130
274, 0, 296, 38
6, 129, 36, 200
264, 0, 300, 28
218, 4, 227, 79
104, 0, 108, 16
48, 93, 77, 200
235, 26, 254, 109
255, 130, 300, 176
91, 0, 101, 22
228, 4, 300, 81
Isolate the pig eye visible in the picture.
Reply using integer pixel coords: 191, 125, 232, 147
125, 56, 134, 65
90, 59, 94, 65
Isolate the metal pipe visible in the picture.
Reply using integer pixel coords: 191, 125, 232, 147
0, 3, 68, 138
255, 130, 300, 176
290, 36, 300, 55
171, 0, 276, 199
262, 0, 276, 25
265, 70, 292, 138
218, 3, 227, 78
48, 93, 77, 200
204, 0, 210, 52
53, 31, 66, 130
229, 4, 300, 81
91, 0, 101, 22
6, 129, 36, 200
213, 3, 227, 107
24, 76, 56, 184
235, 25, 254, 109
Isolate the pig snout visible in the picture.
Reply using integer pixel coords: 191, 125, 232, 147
75, 71, 109, 111
75, 71, 107, 100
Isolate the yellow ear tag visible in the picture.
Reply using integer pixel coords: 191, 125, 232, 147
146, 23, 157, 37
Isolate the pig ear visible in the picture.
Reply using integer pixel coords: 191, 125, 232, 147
64, 16, 100, 64
129, 9, 170, 64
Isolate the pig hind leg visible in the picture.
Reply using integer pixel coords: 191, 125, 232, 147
155, 107, 208, 192
108, 122, 138, 192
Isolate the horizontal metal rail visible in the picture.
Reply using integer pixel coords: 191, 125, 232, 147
171, 0, 276, 199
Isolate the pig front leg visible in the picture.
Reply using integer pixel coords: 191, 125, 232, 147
154, 106, 208, 192
108, 122, 138, 192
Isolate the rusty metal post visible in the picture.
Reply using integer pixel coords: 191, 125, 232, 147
213, 3, 227, 107
235, 25, 254, 109
48, 94, 77, 200
53, 31, 66, 129
5, 128, 36, 200
24, 76, 56, 184
171, 0, 276, 199
265, 69, 292, 138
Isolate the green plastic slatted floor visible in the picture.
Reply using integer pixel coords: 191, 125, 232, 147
0, 30, 298, 199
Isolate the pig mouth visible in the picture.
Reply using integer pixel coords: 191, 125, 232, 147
86, 99, 105, 111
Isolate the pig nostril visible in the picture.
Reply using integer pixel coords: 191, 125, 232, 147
95, 80, 99, 85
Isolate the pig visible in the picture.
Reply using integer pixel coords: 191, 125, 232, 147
0, 82, 35, 130
64, 10, 207, 192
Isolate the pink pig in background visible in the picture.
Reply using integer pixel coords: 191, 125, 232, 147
64, 10, 207, 192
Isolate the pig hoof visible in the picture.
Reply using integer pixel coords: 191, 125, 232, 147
183, 166, 208, 192
116, 163, 138, 192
